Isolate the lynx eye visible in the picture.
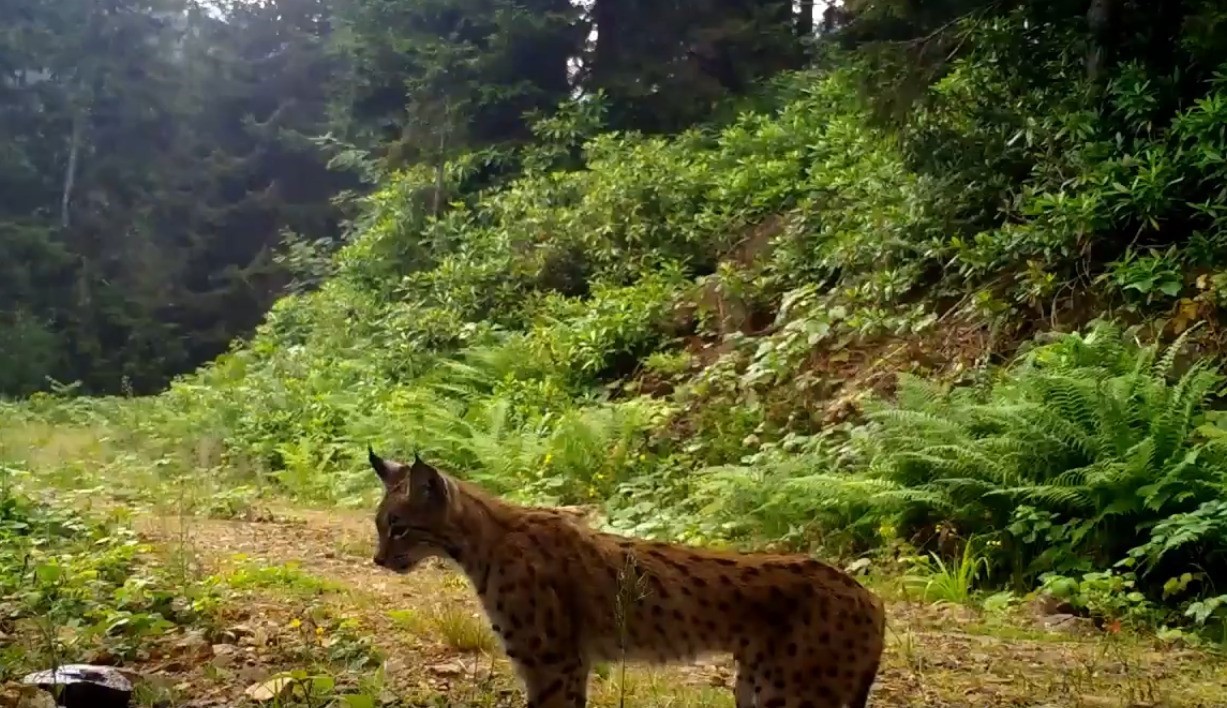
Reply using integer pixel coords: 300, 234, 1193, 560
389, 524, 412, 540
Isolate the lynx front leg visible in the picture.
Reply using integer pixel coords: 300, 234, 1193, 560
734, 663, 757, 708
522, 662, 589, 707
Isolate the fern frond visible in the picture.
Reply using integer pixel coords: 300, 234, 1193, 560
1154, 323, 1201, 380
991, 483, 1095, 511
871, 486, 955, 512
893, 373, 952, 412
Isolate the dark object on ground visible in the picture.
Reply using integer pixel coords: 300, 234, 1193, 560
21, 665, 133, 708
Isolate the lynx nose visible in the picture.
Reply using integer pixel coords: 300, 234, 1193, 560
372, 552, 386, 567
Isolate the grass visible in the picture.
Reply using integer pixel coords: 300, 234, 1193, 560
223, 559, 346, 596
901, 542, 990, 606
424, 607, 500, 654
387, 606, 499, 654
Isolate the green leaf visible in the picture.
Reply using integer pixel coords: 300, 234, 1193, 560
34, 563, 62, 584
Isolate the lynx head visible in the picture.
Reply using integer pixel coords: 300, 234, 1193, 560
368, 446, 456, 573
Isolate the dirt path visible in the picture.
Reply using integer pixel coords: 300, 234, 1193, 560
134, 507, 1227, 708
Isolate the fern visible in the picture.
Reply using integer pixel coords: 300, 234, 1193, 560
866, 323, 1227, 584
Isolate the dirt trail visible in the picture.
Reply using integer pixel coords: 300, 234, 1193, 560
135, 507, 1227, 708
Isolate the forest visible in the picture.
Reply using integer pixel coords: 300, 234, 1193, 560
4, 0, 1227, 705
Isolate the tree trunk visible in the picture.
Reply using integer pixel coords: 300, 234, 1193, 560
1085, 0, 1119, 84
432, 102, 449, 218
591, 0, 621, 88
61, 109, 85, 229
796, 0, 814, 39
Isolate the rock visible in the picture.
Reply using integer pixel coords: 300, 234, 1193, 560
80, 648, 117, 666
1, 683, 57, 708
427, 660, 465, 677
20, 665, 132, 708
844, 557, 873, 576
222, 623, 254, 642
174, 630, 213, 661
1026, 591, 1075, 617
1038, 613, 1093, 635
243, 676, 298, 702
211, 644, 242, 668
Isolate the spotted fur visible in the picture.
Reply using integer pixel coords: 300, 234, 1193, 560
368, 448, 885, 707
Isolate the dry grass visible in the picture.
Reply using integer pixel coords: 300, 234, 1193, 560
387, 605, 499, 654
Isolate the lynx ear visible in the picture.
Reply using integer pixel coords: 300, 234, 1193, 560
408, 453, 449, 505
368, 445, 389, 480
368, 445, 409, 489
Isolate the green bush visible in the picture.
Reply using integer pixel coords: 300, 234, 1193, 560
0, 478, 220, 678
864, 324, 1227, 608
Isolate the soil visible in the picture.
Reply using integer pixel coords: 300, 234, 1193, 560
113, 505, 1227, 707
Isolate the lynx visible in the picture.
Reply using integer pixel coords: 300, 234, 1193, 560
367, 448, 886, 707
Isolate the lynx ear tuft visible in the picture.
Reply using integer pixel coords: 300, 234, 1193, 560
369, 445, 394, 483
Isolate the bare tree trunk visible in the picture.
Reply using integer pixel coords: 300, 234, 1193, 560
591, 0, 621, 88
796, 0, 814, 39
61, 109, 85, 229
1085, 0, 1119, 84
432, 102, 450, 218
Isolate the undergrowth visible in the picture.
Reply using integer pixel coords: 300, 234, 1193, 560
0, 467, 221, 680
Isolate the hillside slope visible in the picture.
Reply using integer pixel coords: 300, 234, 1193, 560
131, 11, 1227, 638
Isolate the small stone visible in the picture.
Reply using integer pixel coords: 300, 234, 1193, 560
81, 648, 117, 666
2, 683, 56, 708
844, 557, 873, 576
20, 665, 133, 708
244, 676, 298, 702
1040, 613, 1092, 634
212, 644, 242, 668
428, 660, 465, 677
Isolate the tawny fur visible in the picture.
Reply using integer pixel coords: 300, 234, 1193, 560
367, 450, 885, 708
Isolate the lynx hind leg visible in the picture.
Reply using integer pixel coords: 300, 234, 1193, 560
847, 663, 877, 708
744, 622, 880, 708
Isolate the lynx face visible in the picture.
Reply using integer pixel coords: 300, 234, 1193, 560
368, 447, 456, 573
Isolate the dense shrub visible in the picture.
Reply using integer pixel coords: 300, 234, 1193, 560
866, 324, 1227, 585
672, 324, 1227, 632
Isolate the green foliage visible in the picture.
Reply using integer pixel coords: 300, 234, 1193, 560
14, 0, 1227, 647
1104, 246, 1186, 307
864, 324, 1227, 622
0, 0, 356, 396
1039, 568, 1162, 631
0, 476, 221, 679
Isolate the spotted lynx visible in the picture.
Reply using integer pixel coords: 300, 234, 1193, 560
368, 448, 885, 707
